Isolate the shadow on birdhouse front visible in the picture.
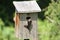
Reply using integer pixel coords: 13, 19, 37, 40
24, 16, 33, 33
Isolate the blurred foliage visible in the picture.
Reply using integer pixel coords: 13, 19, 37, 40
38, 0, 60, 40
0, 0, 60, 40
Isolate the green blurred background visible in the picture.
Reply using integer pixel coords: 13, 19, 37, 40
0, 0, 60, 40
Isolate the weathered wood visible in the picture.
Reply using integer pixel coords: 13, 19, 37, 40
13, 1, 41, 13
29, 13, 38, 40
13, 1, 41, 40
15, 13, 38, 40
20, 14, 30, 39
15, 13, 20, 38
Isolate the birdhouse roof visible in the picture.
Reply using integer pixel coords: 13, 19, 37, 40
13, 1, 41, 13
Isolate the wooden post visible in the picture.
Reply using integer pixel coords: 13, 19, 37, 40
13, 1, 41, 40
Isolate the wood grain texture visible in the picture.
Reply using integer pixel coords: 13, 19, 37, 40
13, 1, 40, 40
14, 13, 20, 38
13, 1, 41, 13
15, 13, 38, 40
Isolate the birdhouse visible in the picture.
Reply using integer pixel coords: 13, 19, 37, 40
13, 1, 41, 40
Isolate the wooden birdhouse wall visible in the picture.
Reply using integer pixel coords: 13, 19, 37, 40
15, 13, 38, 40
13, 1, 41, 40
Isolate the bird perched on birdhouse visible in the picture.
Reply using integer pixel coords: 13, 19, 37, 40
13, 1, 41, 40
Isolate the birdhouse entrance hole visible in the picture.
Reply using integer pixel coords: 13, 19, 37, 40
24, 39, 29, 40
26, 17, 31, 20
